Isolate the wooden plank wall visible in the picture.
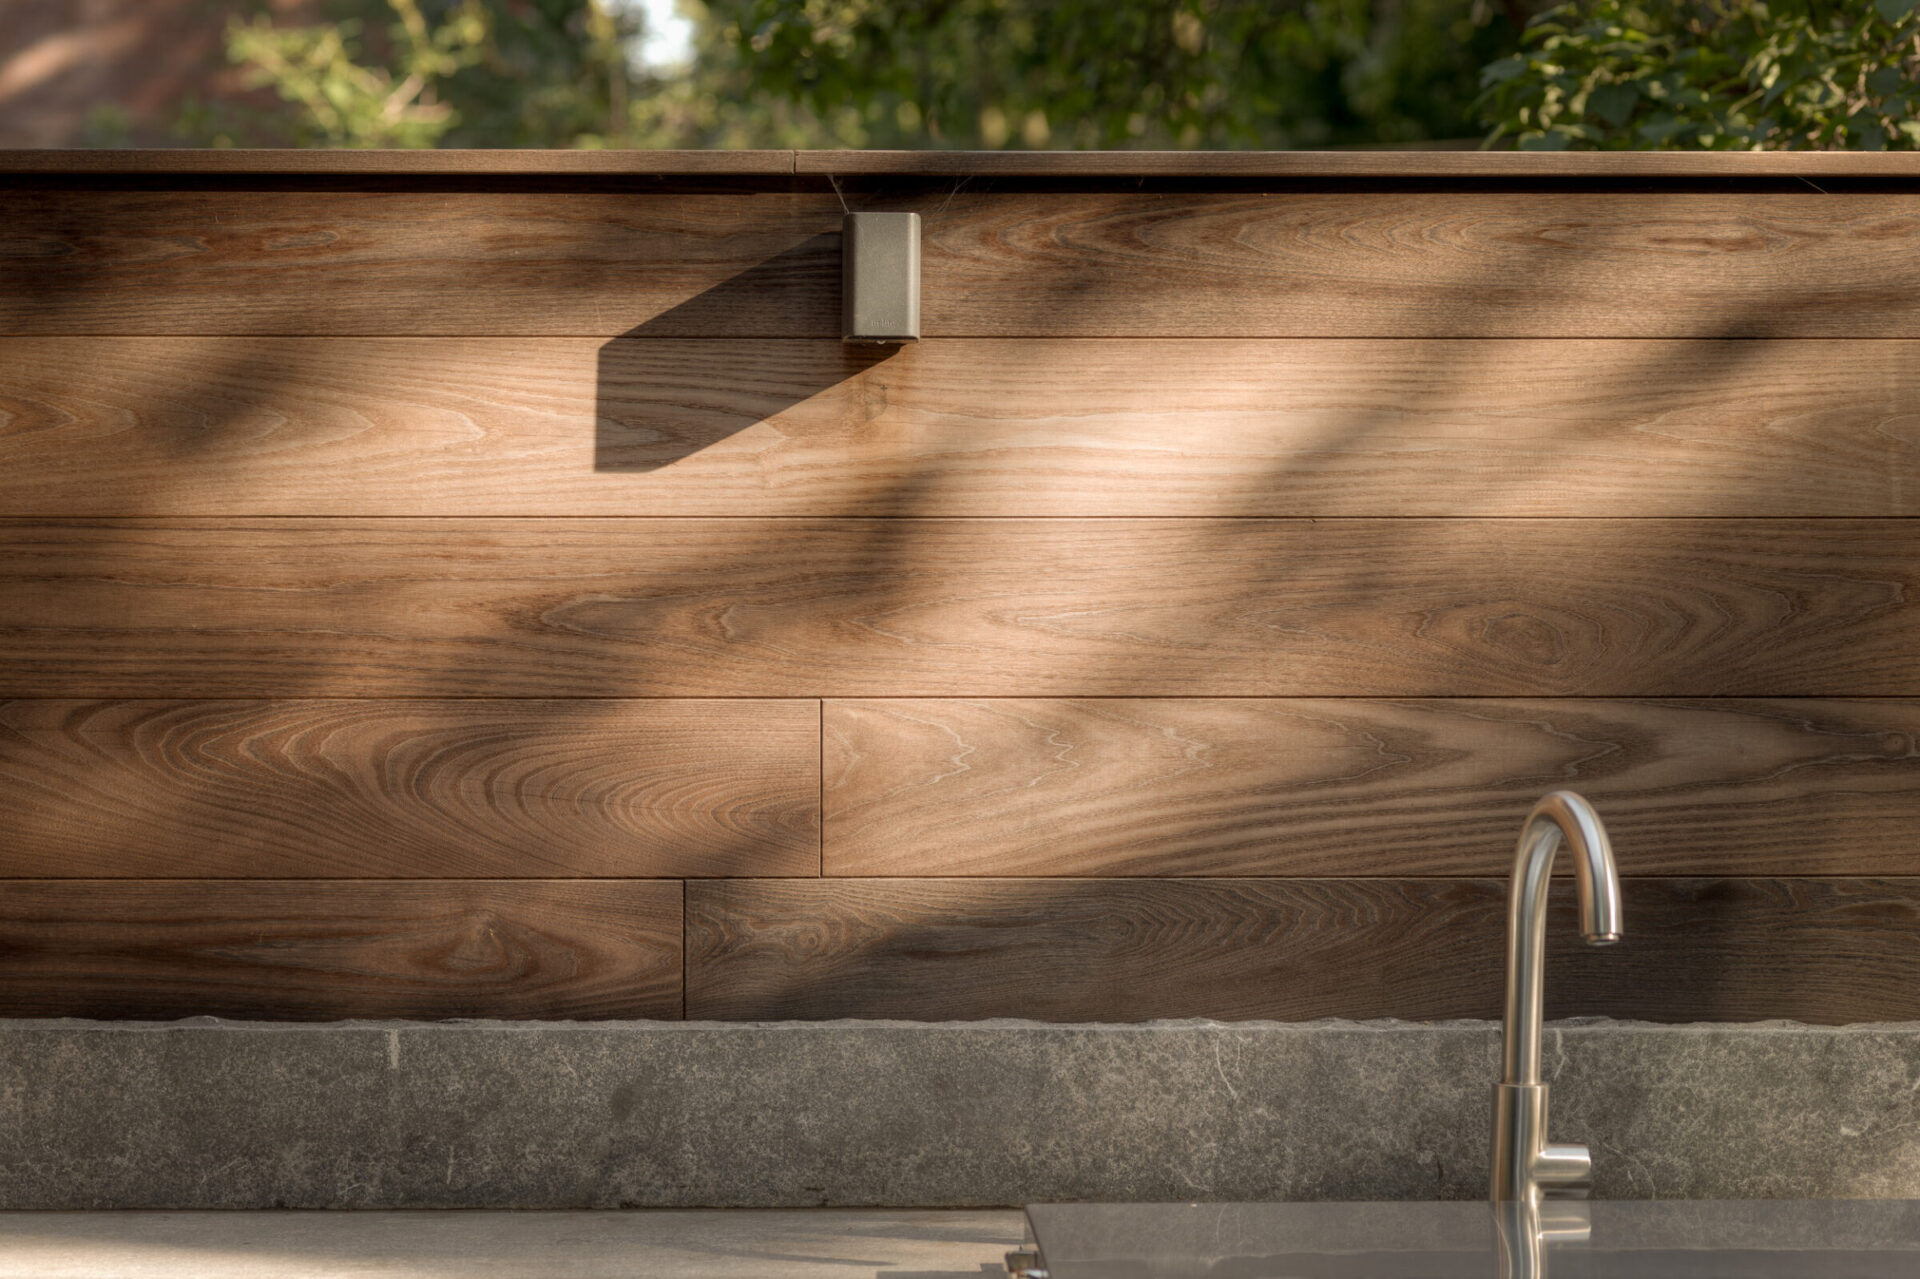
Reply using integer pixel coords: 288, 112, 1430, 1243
3, 168, 1919, 1023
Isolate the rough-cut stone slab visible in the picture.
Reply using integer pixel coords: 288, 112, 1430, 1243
0, 1018, 1917, 1208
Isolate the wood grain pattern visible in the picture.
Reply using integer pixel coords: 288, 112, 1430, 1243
12, 172, 1920, 1034
5, 518, 1919, 698
13, 192, 1920, 337
0, 149, 801, 176
0, 191, 843, 337
10, 337, 1920, 517
0, 699, 818, 878
918, 193, 1920, 338
824, 698, 1920, 878
792, 149, 1920, 179
686, 877, 1920, 1024
14, 147, 1920, 178
0, 879, 683, 1020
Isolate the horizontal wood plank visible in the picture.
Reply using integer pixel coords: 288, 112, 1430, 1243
9, 337, 1920, 517
0, 149, 802, 176
14, 148, 1920, 179
4, 518, 1918, 698
795, 149, 1920, 179
0, 191, 843, 338
11, 192, 1920, 337
920, 193, 1920, 338
686, 877, 1920, 1023
824, 698, 1920, 878
0, 879, 683, 1020
0, 699, 818, 878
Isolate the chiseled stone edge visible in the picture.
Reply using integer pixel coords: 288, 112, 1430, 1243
0, 1017, 1916, 1208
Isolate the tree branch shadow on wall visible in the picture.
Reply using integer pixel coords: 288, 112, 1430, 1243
594, 233, 898, 475
658, 189, 1920, 1030
5, 181, 1911, 1032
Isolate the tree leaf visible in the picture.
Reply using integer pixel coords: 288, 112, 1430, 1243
1480, 0, 1920, 150
1587, 81, 1638, 126
1482, 55, 1528, 84
1520, 128, 1573, 150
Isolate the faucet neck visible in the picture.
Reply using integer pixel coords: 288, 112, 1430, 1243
1501, 821, 1561, 1087
1499, 792, 1623, 1088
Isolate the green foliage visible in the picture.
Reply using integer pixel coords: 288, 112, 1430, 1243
226, 0, 489, 147
436, 0, 641, 147
198, 0, 1920, 152
1479, 0, 1920, 150
669, 0, 1527, 149
194, 0, 1531, 150
199, 0, 640, 148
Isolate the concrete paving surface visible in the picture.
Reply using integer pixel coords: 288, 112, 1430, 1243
0, 1210, 1027, 1278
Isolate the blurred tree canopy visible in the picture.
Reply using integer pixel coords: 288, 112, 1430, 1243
1480, 0, 1920, 149
220, 0, 488, 147
188, 0, 1530, 148
184, 0, 642, 147
678, 0, 1529, 148
181, 0, 1920, 150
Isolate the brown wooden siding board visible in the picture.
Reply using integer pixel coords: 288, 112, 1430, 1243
14, 148, 1920, 178
792, 149, 1920, 180
9, 337, 1920, 518
10, 167, 1920, 1029
685, 877, 1920, 1024
4, 517, 1918, 699
918, 193, 1920, 338
823, 698, 1920, 879
0, 191, 844, 338
0, 879, 683, 1020
0, 149, 802, 176
0, 699, 819, 878
11, 192, 1920, 337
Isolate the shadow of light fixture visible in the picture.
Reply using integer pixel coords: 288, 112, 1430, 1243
842, 211, 920, 344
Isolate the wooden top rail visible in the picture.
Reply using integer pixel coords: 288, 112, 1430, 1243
6, 147, 1920, 186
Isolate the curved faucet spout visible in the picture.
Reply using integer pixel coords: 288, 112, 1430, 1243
1502, 791, 1623, 1088
1490, 790, 1624, 1203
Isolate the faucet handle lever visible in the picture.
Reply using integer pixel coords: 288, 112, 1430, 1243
1533, 1142, 1592, 1194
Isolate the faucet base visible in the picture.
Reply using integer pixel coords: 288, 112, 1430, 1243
1490, 1083, 1592, 1203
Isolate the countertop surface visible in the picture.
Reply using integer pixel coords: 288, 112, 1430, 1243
1026, 1200, 1920, 1278
0, 1210, 1027, 1278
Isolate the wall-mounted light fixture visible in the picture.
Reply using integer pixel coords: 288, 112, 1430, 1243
842, 211, 920, 344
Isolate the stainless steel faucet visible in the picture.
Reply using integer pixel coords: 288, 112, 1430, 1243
1493, 1200, 1594, 1279
1489, 791, 1623, 1203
